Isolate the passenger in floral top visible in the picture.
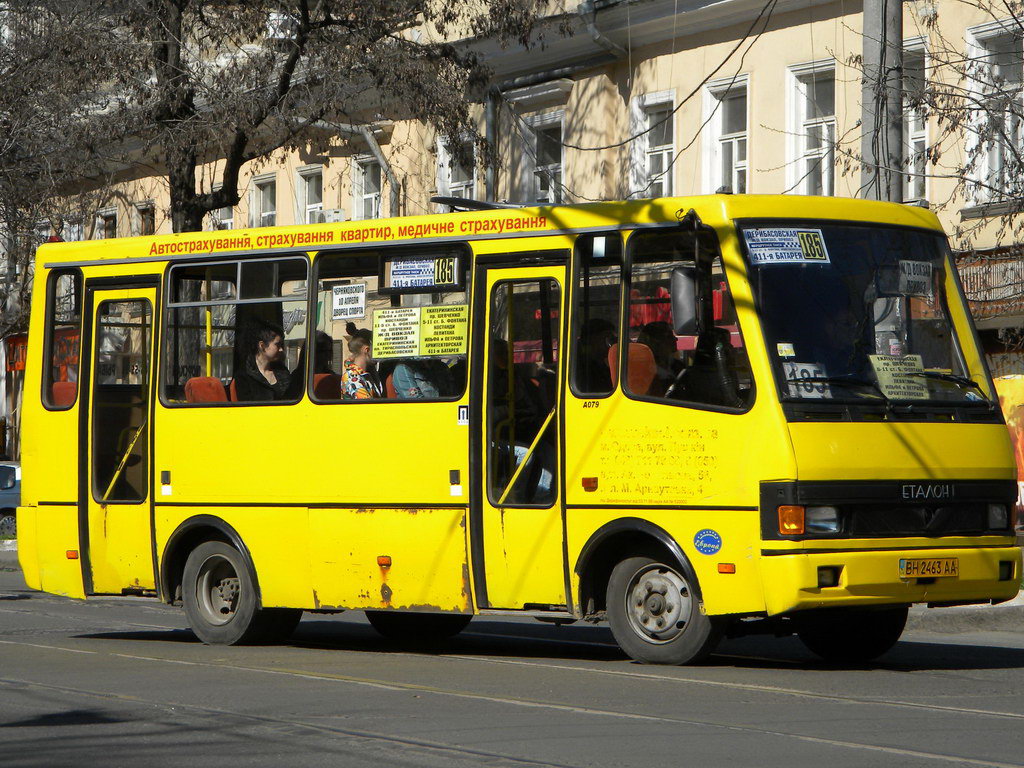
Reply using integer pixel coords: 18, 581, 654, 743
341, 326, 382, 399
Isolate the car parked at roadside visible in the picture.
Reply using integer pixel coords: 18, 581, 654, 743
0, 463, 20, 539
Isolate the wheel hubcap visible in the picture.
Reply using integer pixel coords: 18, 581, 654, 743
626, 564, 692, 643
196, 555, 241, 626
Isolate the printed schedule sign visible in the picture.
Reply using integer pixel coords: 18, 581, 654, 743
373, 305, 468, 359
743, 228, 831, 265
331, 283, 366, 320
384, 255, 462, 292
869, 354, 930, 400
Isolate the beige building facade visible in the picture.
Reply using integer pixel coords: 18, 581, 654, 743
47, 0, 1024, 351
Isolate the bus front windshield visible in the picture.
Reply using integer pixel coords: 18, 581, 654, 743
739, 220, 989, 407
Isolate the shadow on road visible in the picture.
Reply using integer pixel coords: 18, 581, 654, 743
71, 616, 1024, 672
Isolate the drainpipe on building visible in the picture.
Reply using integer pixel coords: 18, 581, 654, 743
576, 0, 628, 58
308, 120, 401, 217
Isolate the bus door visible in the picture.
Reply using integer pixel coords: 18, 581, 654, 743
474, 264, 569, 609
81, 285, 158, 594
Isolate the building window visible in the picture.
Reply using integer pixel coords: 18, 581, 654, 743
94, 208, 117, 239
706, 80, 748, 194
299, 168, 324, 224
791, 64, 836, 195
353, 157, 381, 220
134, 203, 155, 236
645, 101, 674, 197
904, 48, 928, 201
972, 27, 1023, 199
212, 204, 233, 230
251, 175, 277, 227
438, 139, 476, 204
63, 219, 83, 241
533, 123, 563, 204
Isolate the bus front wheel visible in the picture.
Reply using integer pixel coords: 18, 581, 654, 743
796, 606, 908, 663
182, 540, 301, 645
606, 555, 721, 665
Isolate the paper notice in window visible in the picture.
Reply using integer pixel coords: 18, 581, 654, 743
743, 228, 830, 265
869, 354, 930, 400
420, 305, 468, 356
373, 307, 420, 359
332, 283, 366, 320
898, 260, 934, 298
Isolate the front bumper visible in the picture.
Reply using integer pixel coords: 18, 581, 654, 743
759, 544, 1021, 615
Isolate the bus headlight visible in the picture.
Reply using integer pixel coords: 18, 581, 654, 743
806, 505, 840, 533
988, 503, 1009, 530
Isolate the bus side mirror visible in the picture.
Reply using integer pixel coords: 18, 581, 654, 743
671, 266, 699, 335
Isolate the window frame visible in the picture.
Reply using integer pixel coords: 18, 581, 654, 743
352, 156, 382, 221
619, 227, 756, 415
94, 207, 117, 240
786, 60, 837, 196
483, 275, 561, 510
41, 267, 84, 411
524, 110, 564, 204
437, 138, 477, 207
309, 243, 473, 405
250, 174, 277, 228
966, 21, 1024, 203
569, 231, 625, 400
159, 253, 312, 409
903, 40, 929, 202
703, 76, 749, 194
297, 166, 325, 224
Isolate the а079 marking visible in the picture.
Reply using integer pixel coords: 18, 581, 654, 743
582, 400, 600, 409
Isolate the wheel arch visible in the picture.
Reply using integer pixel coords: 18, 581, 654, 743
159, 515, 262, 607
574, 518, 701, 617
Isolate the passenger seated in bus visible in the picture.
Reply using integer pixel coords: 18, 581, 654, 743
639, 321, 683, 396
233, 322, 292, 401
342, 325, 382, 399
392, 359, 453, 398
574, 317, 616, 392
491, 339, 546, 441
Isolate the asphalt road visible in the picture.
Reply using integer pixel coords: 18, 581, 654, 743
3, 563, 1024, 768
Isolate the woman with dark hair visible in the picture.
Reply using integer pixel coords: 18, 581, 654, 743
233, 322, 292, 401
341, 322, 382, 399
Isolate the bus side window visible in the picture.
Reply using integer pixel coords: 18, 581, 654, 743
42, 269, 83, 409
313, 247, 470, 402
625, 231, 753, 410
571, 234, 622, 397
163, 257, 308, 405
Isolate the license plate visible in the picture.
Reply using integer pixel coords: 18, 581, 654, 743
899, 558, 959, 578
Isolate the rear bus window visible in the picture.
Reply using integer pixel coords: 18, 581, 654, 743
42, 269, 83, 409
163, 257, 309, 405
314, 246, 470, 402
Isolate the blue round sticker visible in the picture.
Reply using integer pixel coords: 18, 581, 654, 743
693, 529, 723, 555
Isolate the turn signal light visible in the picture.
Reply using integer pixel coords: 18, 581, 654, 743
66, 550, 79, 560
717, 563, 736, 574
778, 505, 805, 535
377, 555, 392, 568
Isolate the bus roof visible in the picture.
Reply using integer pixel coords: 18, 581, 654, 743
37, 194, 944, 269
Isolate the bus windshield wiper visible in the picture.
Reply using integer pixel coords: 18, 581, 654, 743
903, 371, 989, 398
786, 375, 890, 402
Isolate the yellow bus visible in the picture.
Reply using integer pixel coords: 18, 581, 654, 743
17, 195, 1021, 665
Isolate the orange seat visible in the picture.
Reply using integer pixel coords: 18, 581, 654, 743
51, 381, 77, 407
385, 374, 397, 399
608, 343, 656, 395
228, 379, 238, 402
312, 373, 341, 400
185, 377, 228, 403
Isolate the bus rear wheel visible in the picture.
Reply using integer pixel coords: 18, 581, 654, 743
796, 606, 908, 663
182, 540, 301, 645
606, 555, 721, 665
365, 611, 472, 641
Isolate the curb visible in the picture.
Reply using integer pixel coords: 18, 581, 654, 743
0, 540, 15, 552
906, 591, 1024, 634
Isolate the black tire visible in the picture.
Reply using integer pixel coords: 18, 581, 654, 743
365, 610, 472, 641
796, 605, 908, 663
0, 514, 14, 539
182, 540, 301, 645
606, 555, 721, 665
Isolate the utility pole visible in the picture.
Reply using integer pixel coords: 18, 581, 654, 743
861, 0, 904, 201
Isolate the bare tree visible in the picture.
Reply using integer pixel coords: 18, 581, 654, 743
87, 0, 545, 233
